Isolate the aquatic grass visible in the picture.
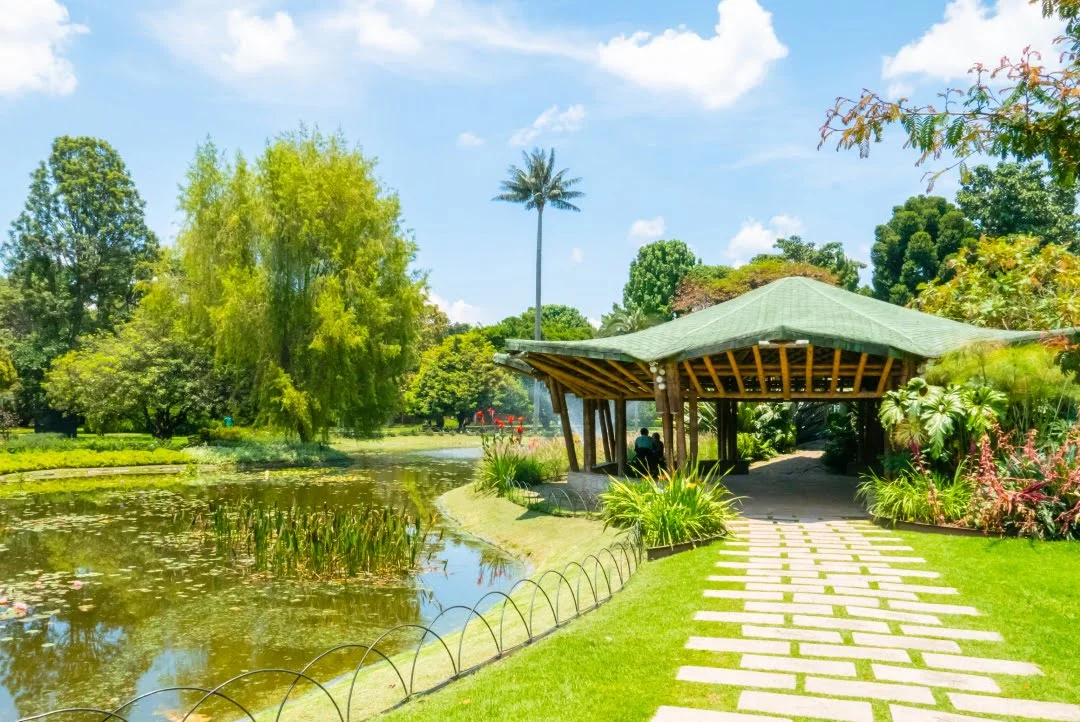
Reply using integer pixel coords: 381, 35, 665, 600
0, 448, 194, 475
197, 499, 434, 579
600, 465, 739, 547
185, 440, 350, 466
476, 435, 566, 496
0, 433, 189, 453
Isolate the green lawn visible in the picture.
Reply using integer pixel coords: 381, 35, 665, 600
375, 527, 1080, 722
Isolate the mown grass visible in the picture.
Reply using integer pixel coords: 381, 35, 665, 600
0, 447, 194, 474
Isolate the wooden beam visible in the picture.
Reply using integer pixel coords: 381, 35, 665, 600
852, 353, 869, 395
574, 356, 638, 397
726, 350, 746, 395
609, 360, 651, 394
779, 346, 791, 400
751, 344, 767, 395
614, 398, 627, 476
683, 360, 706, 396
524, 356, 609, 398
829, 348, 842, 394
876, 356, 896, 395
804, 345, 814, 394
702, 355, 725, 396
553, 355, 629, 397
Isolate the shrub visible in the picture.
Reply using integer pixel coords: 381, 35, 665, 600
476, 434, 565, 496
737, 432, 775, 461
1, 433, 188, 453
0, 448, 194, 474
822, 403, 858, 472
599, 465, 739, 547
856, 461, 972, 525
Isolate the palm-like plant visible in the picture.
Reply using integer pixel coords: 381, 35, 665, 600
598, 304, 665, 337
494, 147, 583, 423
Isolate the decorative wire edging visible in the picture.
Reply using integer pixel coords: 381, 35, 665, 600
504, 478, 604, 518
19, 527, 644, 722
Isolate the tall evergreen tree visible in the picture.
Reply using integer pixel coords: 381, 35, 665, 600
3, 136, 159, 427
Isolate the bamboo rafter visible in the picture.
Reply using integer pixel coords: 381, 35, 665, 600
852, 353, 869, 395
829, 348, 842, 394
726, 350, 746, 394
805, 345, 814, 393
683, 360, 706, 396
876, 356, 896, 395
751, 345, 767, 394
702, 355, 724, 396
779, 346, 791, 400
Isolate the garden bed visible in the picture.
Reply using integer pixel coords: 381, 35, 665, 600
870, 515, 1006, 537
645, 533, 726, 561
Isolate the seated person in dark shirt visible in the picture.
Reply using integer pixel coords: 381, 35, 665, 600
652, 432, 666, 474
632, 427, 655, 476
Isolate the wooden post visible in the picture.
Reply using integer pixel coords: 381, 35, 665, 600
549, 379, 579, 473
688, 385, 699, 467
582, 399, 596, 472
614, 398, 627, 476
666, 361, 687, 470
599, 401, 613, 463
654, 363, 674, 473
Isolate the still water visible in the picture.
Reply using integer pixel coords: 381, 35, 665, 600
0, 449, 522, 720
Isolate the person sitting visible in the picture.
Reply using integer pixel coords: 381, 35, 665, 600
652, 432, 666, 474
632, 427, 655, 476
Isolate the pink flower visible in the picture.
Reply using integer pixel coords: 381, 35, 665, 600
71, 580, 84, 590
13, 602, 28, 616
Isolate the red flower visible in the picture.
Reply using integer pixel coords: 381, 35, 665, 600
495, 419, 504, 428
515, 425, 524, 435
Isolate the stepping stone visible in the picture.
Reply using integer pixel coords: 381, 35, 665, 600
789, 563, 864, 573
686, 636, 791, 655
696, 611, 785, 625
720, 549, 781, 557
747, 569, 823, 579
868, 567, 939, 578
948, 693, 1080, 721
804, 677, 935, 704
855, 545, 914, 551
652, 706, 792, 722
705, 590, 783, 600
792, 614, 890, 633
899, 625, 1003, 642
847, 606, 942, 625
831, 587, 919, 601
923, 653, 1042, 676
787, 553, 857, 561
746, 583, 828, 594
678, 665, 796, 690
889, 705, 996, 722
739, 691, 873, 722
799, 643, 911, 663
793, 593, 881, 608
872, 664, 1000, 693
746, 602, 836, 616
825, 574, 903, 584
879, 582, 958, 595
741, 654, 855, 677
857, 556, 926, 563
743, 625, 843, 643
710, 575, 778, 584
852, 632, 961, 653
717, 561, 783, 570
889, 601, 980, 616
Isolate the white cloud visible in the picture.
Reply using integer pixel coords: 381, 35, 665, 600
883, 0, 1064, 86
457, 131, 485, 147
0, 0, 88, 97
723, 144, 818, 170
570, 247, 584, 263
596, 0, 787, 109
429, 292, 488, 325
336, 5, 423, 55
628, 216, 667, 244
726, 214, 804, 265
510, 104, 586, 146
587, 317, 601, 330
222, 9, 298, 73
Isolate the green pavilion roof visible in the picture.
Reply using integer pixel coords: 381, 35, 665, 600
505, 277, 1065, 363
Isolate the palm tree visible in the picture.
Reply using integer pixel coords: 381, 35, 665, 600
494, 148, 583, 427
598, 304, 665, 338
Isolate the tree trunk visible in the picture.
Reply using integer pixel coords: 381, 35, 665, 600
533, 206, 543, 433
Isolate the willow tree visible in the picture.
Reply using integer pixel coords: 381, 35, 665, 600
177, 130, 425, 440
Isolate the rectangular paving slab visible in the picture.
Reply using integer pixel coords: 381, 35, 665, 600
868, 567, 939, 578
705, 589, 784, 600
847, 606, 942, 625
799, 642, 912, 663
740, 653, 857, 677
793, 593, 881, 607
792, 614, 890, 633
804, 677, 935, 704
851, 632, 961, 653
738, 690, 873, 722
889, 601, 980, 616
879, 582, 958, 595
746, 602, 837, 616
652, 706, 793, 722
871, 664, 1000, 693
743, 625, 843, 643
899, 625, 1003, 642
746, 583, 829, 593
948, 693, 1080, 721
696, 611, 785, 625
922, 653, 1042, 676
831, 587, 919, 601
677, 665, 796, 690
889, 704, 997, 722
686, 636, 791, 655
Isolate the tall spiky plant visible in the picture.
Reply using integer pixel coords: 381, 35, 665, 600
493, 147, 584, 427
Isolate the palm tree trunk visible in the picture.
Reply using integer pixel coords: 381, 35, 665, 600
533, 206, 543, 433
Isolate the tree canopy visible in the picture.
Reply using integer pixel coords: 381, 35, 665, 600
870, 195, 977, 305
484, 304, 594, 349
406, 330, 527, 429
751, 235, 866, 292
672, 259, 837, 314
622, 239, 699, 317
3, 136, 159, 425
598, 304, 666, 337
955, 162, 1079, 249
176, 130, 424, 440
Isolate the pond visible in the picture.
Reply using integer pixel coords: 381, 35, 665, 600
0, 449, 523, 720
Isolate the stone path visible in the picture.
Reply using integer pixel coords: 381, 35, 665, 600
653, 518, 1080, 722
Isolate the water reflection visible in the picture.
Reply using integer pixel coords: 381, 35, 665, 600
0, 453, 521, 720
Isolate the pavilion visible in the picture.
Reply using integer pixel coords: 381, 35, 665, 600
498, 277, 1065, 476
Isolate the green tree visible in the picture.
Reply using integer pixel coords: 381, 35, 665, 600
3, 136, 159, 425
483, 305, 595, 350
406, 331, 528, 430
751, 236, 866, 292
623, 239, 699, 316
176, 129, 425, 440
672, 259, 837, 314
955, 162, 1079, 248
598, 304, 665, 337
819, 1, 1080, 188
44, 269, 223, 439
870, 196, 977, 304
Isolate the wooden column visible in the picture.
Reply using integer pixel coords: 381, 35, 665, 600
716, 399, 738, 463
582, 399, 596, 472
549, 379, 579, 472
728, 401, 739, 462
666, 360, 686, 470
614, 398, 627, 477
653, 363, 674, 473
688, 385, 699, 467
598, 401, 613, 463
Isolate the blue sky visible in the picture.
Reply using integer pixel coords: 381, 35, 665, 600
0, 0, 1065, 326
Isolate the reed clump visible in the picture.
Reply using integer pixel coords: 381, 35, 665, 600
196, 500, 434, 580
